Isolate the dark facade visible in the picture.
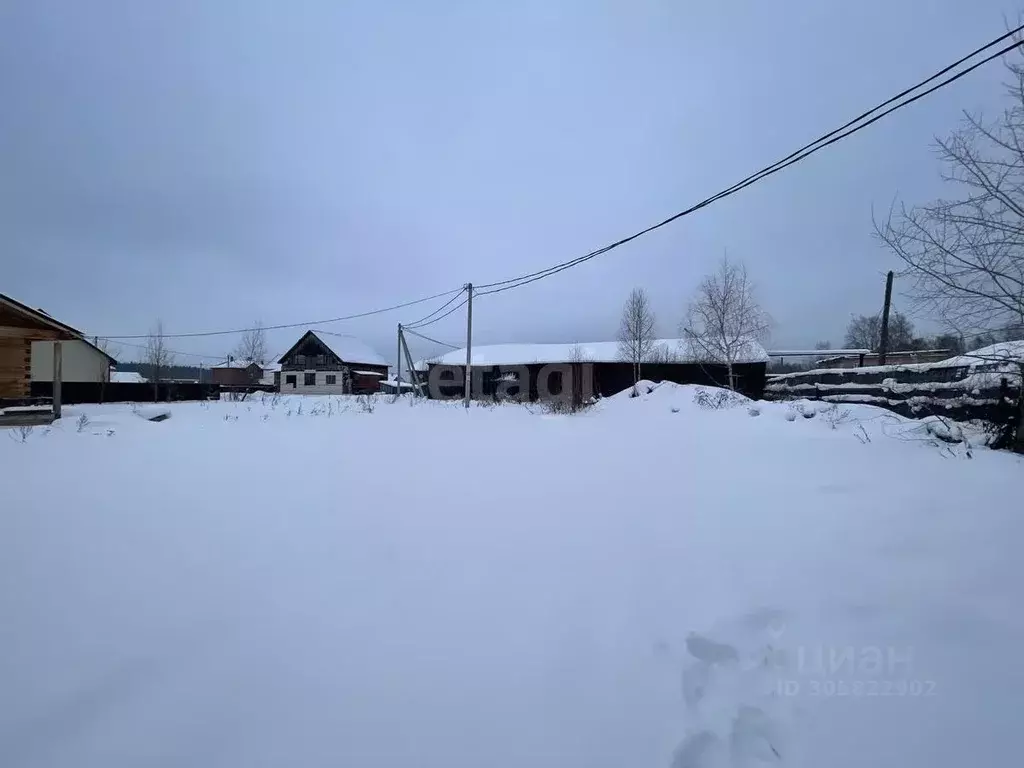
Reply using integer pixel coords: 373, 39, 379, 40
211, 363, 263, 386
280, 332, 350, 373
426, 360, 767, 402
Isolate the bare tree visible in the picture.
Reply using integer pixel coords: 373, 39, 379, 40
144, 320, 175, 397
234, 321, 268, 365
89, 336, 121, 387
682, 258, 770, 390
932, 333, 966, 356
93, 336, 121, 361
616, 288, 657, 390
567, 342, 591, 364
647, 342, 680, 363
874, 46, 1024, 449
843, 312, 916, 351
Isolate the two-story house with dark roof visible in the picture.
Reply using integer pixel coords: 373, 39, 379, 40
277, 330, 388, 394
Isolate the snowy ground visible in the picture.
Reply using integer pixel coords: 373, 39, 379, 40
2, 385, 1022, 768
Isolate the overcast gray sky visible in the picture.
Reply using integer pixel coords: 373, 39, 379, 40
1, 0, 1019, 365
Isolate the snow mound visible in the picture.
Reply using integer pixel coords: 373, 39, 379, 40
598, 382, 754, 416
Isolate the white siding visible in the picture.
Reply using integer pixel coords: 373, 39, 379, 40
31, 340, 110, 382
278, 369, 349, 395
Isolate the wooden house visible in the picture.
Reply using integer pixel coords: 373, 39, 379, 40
211, 359, 265, 387
0, 293, 84, 422
277, 330, 389, 394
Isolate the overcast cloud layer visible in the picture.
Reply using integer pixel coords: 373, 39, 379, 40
1, 0, 1017, 364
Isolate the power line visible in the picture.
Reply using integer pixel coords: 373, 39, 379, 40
403, 327, 461, 349
111, 338, 228, 361
404, 296, 469, 330
97, 287, 464, 340
475, 25, 1024, 297
90, 24, 1024, 342
403, 287, 467, 329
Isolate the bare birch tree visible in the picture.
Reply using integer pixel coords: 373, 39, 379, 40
682, 258, 770, 390
144, 320, 175, 396
874, 46, 1024, 449
234, 321, 268, 365
616, 287, 657, 391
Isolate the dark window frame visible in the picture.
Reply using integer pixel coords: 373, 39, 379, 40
325, 374, 337, 386
304, 372, 316, 386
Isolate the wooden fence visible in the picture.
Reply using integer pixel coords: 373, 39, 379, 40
31, 381, 221, 404
765, 364, 1022, 447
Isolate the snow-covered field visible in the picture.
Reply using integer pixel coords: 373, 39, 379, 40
2, 385, 1022, 768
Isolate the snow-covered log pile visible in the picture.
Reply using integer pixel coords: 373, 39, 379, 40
765, 342, 1022, 435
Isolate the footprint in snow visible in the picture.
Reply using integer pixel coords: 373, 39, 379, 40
672, 615, 793, 766
685, 632, 739, 664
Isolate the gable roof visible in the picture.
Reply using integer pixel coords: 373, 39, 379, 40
111, 371, 146, 383
0, 293, 85, 340
427, 338, 769, 367
277, 330, 388, 368
79, 337, 118, 366
213, 358, 264, 370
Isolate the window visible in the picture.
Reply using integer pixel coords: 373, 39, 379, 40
285, 374, 296, 388
294, 354, 305, 367
304, 372, 316, 386
325, 374, 337, 385
317, 354, 326, 366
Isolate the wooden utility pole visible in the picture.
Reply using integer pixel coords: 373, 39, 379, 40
400, 330, 420, 396
464, 283, 473, 409
877, 270, 894, 366
396, 324, 403, 395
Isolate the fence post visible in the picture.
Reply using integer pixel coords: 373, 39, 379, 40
52, 341, 63, 419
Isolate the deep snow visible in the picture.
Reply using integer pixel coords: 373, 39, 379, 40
1, 386, 1022, 768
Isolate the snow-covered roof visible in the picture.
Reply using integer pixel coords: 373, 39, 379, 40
111, 371, 146, 383
936, 341, 1024, 368
768, 348, 870, 356
380, 378, 422, 389
215, 359, 263, 369
427, 338, 769, 367
352, 370, 385, 376
304, 331, 388, 367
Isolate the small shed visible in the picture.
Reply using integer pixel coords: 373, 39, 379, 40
211, 358, 265, 386
0, 293, 83, 421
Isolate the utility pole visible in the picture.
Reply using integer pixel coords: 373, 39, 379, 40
401, 330, 420, 396
464, 283, 473, 409
396, 324, 403, 396
878, 270, 894, 366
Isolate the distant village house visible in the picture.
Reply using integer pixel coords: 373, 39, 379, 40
210, 358, 265, 387
277, 330, 388, 394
